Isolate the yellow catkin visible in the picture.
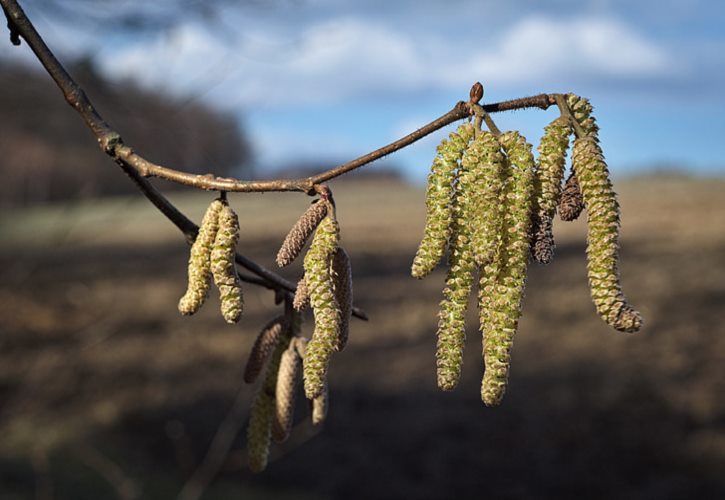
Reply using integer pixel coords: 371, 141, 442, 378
331, 247, 353, 352
479, 131, 535, 406
211, 203, 243, 323
531, 117, 572, 264
244, 316, 284, 384
572, 136, 642, 333
302, 208, 341, 400
276, 200, 328, 267
178, 199, 224, 315
272, 339, 302, 443
411, 123, 474, 279
435, 131, 478, 391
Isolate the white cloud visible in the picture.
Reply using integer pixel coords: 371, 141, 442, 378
99, 13, 673, 108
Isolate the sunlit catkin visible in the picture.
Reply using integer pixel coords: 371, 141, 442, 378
435, 133, 478, 391
312, 383, 328, 425
211, 203, 243, 323
331, 247, 353, 351
244, 316, 284, 384
558, 172, 584, 221
276, 200, 328, 267
302, 210, 341, 399
532, 117, 572, 264
272, 339, 302, 443
178, 199, 223, 315
411, 123, 474, 279
566, 94, 599, 137
572, 136, 642, 333
469, 130, 506, 266
479, 131, 535, 406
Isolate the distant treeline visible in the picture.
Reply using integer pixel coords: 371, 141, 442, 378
0, 58, 252, 206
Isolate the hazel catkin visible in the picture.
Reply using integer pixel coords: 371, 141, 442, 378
531, 117, 572, 264
571, 136, 642, 333
272, 339, 302, 443
302, 210, 341, 400
558, 172, 585, 221
244, 316, 284, 384
211, 203, 243, 323
276, 200, 328, 267
331, 246, 353, 352
411, 123, 474, 279
479, 131, 535, 406
178, 199, 224, 315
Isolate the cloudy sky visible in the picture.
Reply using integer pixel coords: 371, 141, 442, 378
3, 0, 724, 181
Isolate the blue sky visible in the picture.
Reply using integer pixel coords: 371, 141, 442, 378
3, 0, 724, 181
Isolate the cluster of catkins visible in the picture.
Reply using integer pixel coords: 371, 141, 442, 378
178, 198, 243, 323
242, 197, 352, 472
412, 94, 642, 406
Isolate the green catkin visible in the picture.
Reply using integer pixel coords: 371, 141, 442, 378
302, 209, 341, 399
469, 131, 507, 266
211, 203, 243, 323
566, 94, 599, 137
571, 136, 643, 333
312, 383, 328, 425
435, 132, 478, 391
247, 325, 292, 473
178, 199, 224, 315
532, 117, 572, 264
411, 123, 474, 279
479, 131, 535, 406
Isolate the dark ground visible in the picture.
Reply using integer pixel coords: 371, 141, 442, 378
0, 178, 723, 499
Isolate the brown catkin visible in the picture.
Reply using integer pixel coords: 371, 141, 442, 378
331, 247, 353, 352
558, 172, 584, 221
276, 200, 328, 267
244, 316, 285, 384
178, 199, 224, 315
247, 323, 292, 472
211, 203, 243, 323
272, 339, 302, 443
572, 136, 642, 333
292, 276, 310, 311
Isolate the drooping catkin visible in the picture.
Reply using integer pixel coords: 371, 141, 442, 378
211, 203, 243, 323
435, 133, 478, 391
272, 339, 302, 443
178, 199, 224, 315
469, 130, 506, 266
566, 94, 599, 137
479, 131, 535, 406
244, 316, 284, 384
572, 136, 642, 333
558, 172, 584, 221
247, 329, 291, 473
331, 247, 353, 352
276, 200, 328, 267
292, 275, 310, 311
302, 209, 341, 399
312, 383, 328, 425
531, 117, 572, 264
411, 123, 474, 279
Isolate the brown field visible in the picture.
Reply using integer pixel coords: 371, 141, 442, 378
0, 176, 724, 499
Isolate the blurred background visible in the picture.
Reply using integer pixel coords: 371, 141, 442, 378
1, 0, 724, 498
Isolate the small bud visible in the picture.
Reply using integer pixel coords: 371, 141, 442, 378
469, 82, 484, 104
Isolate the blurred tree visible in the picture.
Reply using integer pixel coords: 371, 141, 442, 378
0, 58, 253, 206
